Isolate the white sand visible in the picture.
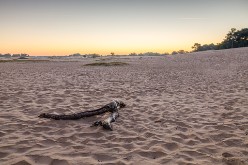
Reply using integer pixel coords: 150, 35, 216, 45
0, 47, 248, 165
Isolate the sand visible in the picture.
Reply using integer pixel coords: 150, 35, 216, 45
0, 48, 248, 165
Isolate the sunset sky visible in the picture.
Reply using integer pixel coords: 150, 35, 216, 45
0, 0, 248, 56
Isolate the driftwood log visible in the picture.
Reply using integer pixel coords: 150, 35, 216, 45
38, 100, 126, 130
91, 111, 119, 130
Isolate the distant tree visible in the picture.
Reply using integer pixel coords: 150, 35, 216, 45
163, 52, 170, 55
177, 50, 186, 54
207, 43, 217, 50
171, 51, 178, 55
110, 52, 115, 56
226, 28, 237, 48
192, 43, 201, 52
201, 44, 216, 51
70, 53, 81, 56
87, 53, 100, 58
129, 53, 137, 56
234, 28, 248, 47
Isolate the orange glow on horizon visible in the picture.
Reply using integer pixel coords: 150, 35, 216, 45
0, 33, 224, 56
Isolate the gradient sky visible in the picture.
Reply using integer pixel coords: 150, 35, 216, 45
0, 0, 248, 56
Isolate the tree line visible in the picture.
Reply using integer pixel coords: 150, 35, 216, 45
1, 28, 247, 57
192, 28, 248, 52
0, 53, 29, 58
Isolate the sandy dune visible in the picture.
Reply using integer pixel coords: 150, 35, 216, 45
0, 48, 248, 165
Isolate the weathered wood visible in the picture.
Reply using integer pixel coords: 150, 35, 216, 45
39, 106, 112, 120
91, 111, 119, 131
38, 100, 125, 130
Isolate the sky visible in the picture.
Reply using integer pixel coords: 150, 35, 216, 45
0, 0, 248, 56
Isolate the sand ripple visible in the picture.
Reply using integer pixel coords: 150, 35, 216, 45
1, 48, 248, 164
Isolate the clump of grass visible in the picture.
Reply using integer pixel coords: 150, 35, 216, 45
84, 62, 128, 66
